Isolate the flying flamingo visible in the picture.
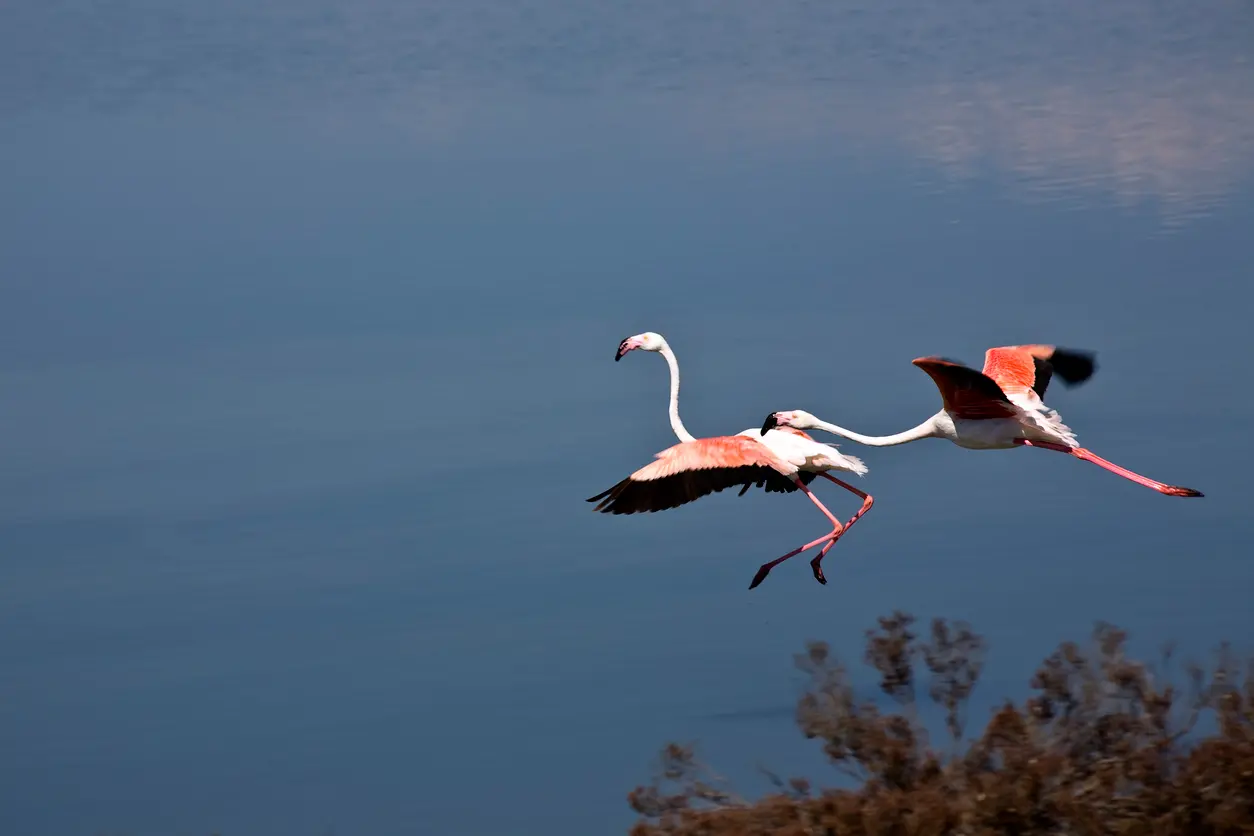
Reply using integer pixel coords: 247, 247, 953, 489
587, 331, 875, 589
760, 344, 1204, 497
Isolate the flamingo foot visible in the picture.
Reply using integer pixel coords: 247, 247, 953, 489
810, 559, 827, 585
748, 566, 773, 590
809, 526, 850, 585
748, 527, 842, 590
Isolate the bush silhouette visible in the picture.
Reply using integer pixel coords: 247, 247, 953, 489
628, 611, 1254, 835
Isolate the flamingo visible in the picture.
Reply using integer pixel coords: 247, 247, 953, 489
586, 331, 875, 589
760, 344, 1204, 497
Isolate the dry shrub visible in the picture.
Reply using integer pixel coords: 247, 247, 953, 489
628, 611, 1254, 836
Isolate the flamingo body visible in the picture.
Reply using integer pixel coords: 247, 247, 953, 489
910, 345, 1095, 449
753, 425, 869, 474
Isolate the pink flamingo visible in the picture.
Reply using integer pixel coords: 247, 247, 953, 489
761, 344, 1204, 497
587, 332, 875, 589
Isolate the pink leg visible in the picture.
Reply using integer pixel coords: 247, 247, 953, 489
1013, 440, 1204, 497
806, 475, 876, 585
748, 478, 845, 590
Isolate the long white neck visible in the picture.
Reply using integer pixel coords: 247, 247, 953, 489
659, 343, 697, 443
805, 415, 941, 447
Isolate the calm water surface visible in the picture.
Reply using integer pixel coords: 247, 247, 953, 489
2, 2, 1252, 834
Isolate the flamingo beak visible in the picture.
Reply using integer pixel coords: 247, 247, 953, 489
760, 413, 780, 436
615, 337, 636, 361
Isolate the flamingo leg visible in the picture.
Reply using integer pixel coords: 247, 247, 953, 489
1013, 440, 1204, 497
748, 478, 845, 590
806, 475, 876, 585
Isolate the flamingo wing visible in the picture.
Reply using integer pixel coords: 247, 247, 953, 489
982, 345, 1097, 398
737, 470, 819, 496
587, 435, 804, 515
912, 356, 1021, 420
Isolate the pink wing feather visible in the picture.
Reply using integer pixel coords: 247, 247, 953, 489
912, 356, 1021, 420
982, 344, 1097, 399
587, 436, 805, 515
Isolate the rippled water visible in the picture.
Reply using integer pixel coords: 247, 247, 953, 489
1, 2, 1251, 834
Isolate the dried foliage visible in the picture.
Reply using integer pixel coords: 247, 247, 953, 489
628, 611, 1254, 835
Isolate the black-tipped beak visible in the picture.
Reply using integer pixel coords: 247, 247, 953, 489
615, 338, 631, 361
760, 413, 779, 436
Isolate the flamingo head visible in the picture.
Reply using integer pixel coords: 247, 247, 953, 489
615, 331, 666, 361
760, 409, 818, 435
